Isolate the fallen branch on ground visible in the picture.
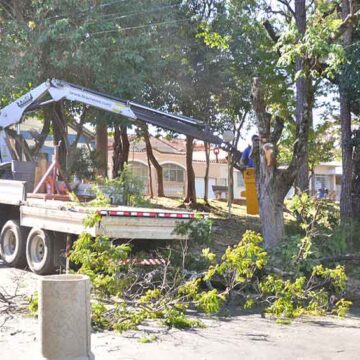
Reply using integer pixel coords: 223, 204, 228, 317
317, 253, 360, 263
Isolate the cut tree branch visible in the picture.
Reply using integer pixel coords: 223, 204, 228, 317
318, 253, 360, 263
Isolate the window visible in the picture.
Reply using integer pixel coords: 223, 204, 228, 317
128, 162, 148, 183
163, 163, 184, 182
218, 178, 227, 186
315, 174, 331, 190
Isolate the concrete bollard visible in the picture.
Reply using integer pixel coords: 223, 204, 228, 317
39, 274, 95, 360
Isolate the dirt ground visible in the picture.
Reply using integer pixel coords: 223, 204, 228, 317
0, 262, 359, 360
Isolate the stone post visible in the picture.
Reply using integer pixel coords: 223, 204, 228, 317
39, 274, 95, 360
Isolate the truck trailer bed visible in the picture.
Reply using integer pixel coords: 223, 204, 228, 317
20, 198, 196, 240
0, 180, 198, 240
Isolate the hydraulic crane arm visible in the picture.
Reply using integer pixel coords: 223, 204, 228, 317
0, 79, 241, 165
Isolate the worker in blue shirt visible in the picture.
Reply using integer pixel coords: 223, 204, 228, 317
240, 134, 259, 168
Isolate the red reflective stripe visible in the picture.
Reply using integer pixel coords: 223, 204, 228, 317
119, 258, 168, 266
99, 210, 200, 218
143, 212, 157, 217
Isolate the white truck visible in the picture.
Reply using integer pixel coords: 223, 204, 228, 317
0, 79, 241, 275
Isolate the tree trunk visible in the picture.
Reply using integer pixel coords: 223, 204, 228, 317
229, 160, 234, 202
204, 142, 210, 203
184, 136, 196, 204
340, 91, 353, 220
67, 107, 87, 174
253, 138, 287, 247
112, 124, 129, 178
295, 0, 312, 191
352, 142, 360, 223
96, 122, 108, 178
309, 168, 316, 196
251, 78, 305, 247
52, 102, 68, 172
147, 153, 154, 198
143, 127, 164, 197
30, 108, 51, 157
112, 125, 130, 178
258, 174, 285, 248
340, 0, 354, 221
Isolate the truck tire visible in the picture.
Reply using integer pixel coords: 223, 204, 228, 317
0, 220, 28, 268
26, 228, 55, 275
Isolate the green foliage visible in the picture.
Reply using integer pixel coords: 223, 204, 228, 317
288, 192, 339, 232
70, 232, 131, 297
174, 217, 213, 245
197, 230, 351, 320
137, 335, 158, 343
163, 309, 204, 329
139, 289, 162, 304
196, 289, 224, 314
276, 4, 346, 79
202, 248, 216, 263
68, 147, 97, 181
259, 264, 351, 319
196, 23, 230, 50
28, 291, 38, 317
91, 302, 111, 330
99, 165, 149, 207
204, 231, 267, 291
335, 299, 353, 317
273, 193, 344, 270
278, 121, 339, 168
178, 278, 201, 299
70, 212, 351, 332
83, 211, 103, 228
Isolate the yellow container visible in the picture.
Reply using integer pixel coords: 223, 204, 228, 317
243, 168, 259, 215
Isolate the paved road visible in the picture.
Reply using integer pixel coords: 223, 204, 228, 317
0, 264, 359, 360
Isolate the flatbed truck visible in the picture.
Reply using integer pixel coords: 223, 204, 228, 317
0, 79, 241, 275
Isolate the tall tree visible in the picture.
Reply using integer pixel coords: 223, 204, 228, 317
294, 0, 314, 191
0, 0, 181, 178
112, 123, 129, 178
339, 0, 355, 220
184, 136, 196, 204
236, 0, 360, 245
141, 126, 165, 197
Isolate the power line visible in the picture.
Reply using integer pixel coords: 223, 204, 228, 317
57, 18, 191, 39
91, 18, 190, 35
99, 0, 134, 8
84, 3, 182, 26
39, 1, 182, 25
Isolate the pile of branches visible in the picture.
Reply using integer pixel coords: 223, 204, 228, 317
68, 228, 352, 332
0, 284, 24, 327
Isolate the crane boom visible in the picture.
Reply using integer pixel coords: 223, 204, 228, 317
0, 79, 241, 166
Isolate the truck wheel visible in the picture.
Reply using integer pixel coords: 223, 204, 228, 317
26, 228, 55, 275
0, 220, 28, 268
